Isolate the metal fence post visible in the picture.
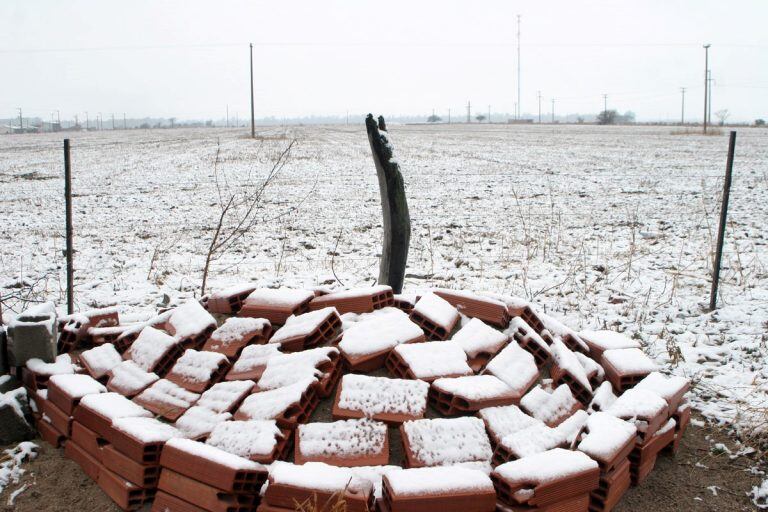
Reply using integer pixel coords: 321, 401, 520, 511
709, 131, 736, 310
64, 139, 74, 314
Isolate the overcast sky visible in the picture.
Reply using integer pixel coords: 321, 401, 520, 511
2, 0, 767, 122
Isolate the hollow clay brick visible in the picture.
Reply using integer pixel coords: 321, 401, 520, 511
308, 286, 394, 315
433, 289, 511, 328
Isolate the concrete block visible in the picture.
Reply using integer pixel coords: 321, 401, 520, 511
0, 373, 21, 393
0, 388, 35, 443
6, 302, 58, 367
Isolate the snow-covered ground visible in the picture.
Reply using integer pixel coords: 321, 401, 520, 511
1, 123, 766, 439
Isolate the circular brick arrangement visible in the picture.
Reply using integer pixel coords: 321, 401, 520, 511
23, 285, 691, 512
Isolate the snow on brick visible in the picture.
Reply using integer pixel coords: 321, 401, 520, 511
499, 422, 567, 459
298, 418, 387, 459
127, 326, 178, 372
483, 341, 539, 393
26, 354, 76, 376
493, 448, 598, 486
555, 409, 590, 445
230, 344, 281, 374
520, 384, 580, 426
338, 374, 429, 418
588, 381, 617, 413
206, 420, 283, 460
450, 318, 508, 358
207, 317, 270, 350
551, 339, 592, 392
79, 344, 123, 379
605, 388, 668, 424
108, 360, 159, 396
135, 379, 200, 412
111, 416, 182, 443
634, 371, 690, 405
245, 288, 315, 308
196, 380, 255, 413
402, 417, 492, 467
165, 437, 263, 470
269, 307, 337, 345
168, 349, 228, 383
166, 300, 216, 339
412, 293, 460, 330
48, 374, 106, 398
479, 405, 540, 441
79, 392, 152, 421
347, 465, 402, 499
236, 378, 315, 421
386, 466, 494, 496
432, 375, 512, 401
339, 308, 424, 356
257, 347, 337, 390
505, 317, 550, 354
602, 348, 659, 374
579, 330, 640, 351
269, 461, 374, 494
575, 351, 604, 382
577, 412, 637, 465
174, 406, 232, 439
393, 341, 471, 380
538, 312, 589, 352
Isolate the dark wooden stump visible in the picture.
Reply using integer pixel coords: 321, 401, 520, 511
366, 114, 411, 294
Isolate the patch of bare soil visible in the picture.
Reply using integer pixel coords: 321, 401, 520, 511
1, 410, 761, 512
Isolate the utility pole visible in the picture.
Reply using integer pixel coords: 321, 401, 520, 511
680, 87, 686, 125
249, 43, 255, 138
346, 110, 349, 125
56, 110, 61, 125
226, 105, 229, 128
123, 113, 127, 129
75, 114, 78, 128
85, 112, 89, 131
602, 94, 607, 114
17, 107, 22, 132
703, 44, 710, 134
467, 101, 471, 123
708, 71, 713, 126
488, 105, 491, 123
538, 91, 542, 123
516, 14, 522, 120
448, 108, 451, 124
551, 98, 555, 123
111, 113, 115, 130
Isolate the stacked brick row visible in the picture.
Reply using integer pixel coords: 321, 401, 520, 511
16, 284, 692, 512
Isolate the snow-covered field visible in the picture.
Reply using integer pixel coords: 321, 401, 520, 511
1, 123, 766, 438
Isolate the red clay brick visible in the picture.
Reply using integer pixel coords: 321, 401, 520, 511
308, 285, 394, 315
238, 289, 315, 325
433, 289, 511, 328
159, 439, 267, 493
164, 350, 232, 393
71, 421, 107, 463
65, 439, 102, 482
203, 318, 272, 359
98, 466, 155, 511
589, 458, 631, 512
158, 469, 258, 511
202, 285, 257, 315
40, 397, 72, 437
269, 308, 342, 352
102, 445, 161, 488
38, 417, 66, 448
151, 491, 209, 512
